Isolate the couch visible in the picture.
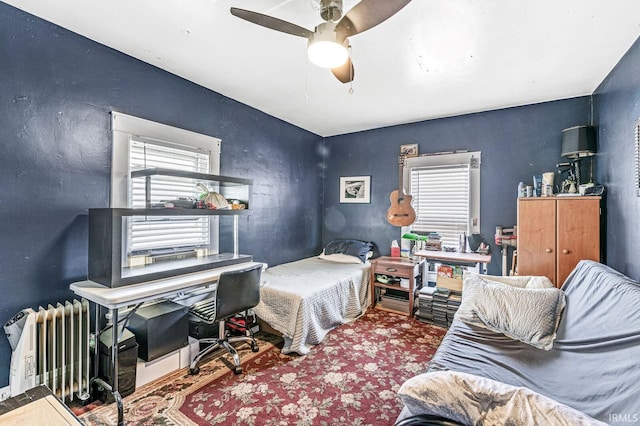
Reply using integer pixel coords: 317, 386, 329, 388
397, 260, 640, 425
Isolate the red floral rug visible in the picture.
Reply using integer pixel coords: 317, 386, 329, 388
78, 309, 445, 425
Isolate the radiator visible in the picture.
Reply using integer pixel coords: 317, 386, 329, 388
4, 299, 91, 402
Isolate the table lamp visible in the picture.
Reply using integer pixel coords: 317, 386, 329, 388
561, 125, 596, 184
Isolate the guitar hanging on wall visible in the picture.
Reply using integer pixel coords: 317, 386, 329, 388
386, 155, 416, 226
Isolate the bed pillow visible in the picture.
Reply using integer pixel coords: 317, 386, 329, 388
473, 272, 555, 289
323, 239, 373, 263
318, 251, 363, 264
456, 273, 566, 350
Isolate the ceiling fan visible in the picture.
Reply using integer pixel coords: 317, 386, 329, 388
230, 0, 412, 84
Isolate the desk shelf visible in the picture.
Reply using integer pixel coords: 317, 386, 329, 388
131, 168, 252, 210
89, 169, 254, 288
88, 209, 252, 287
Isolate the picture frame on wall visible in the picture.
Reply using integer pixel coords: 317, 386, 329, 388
400, 143, 419, 158
340, 176, 371, 203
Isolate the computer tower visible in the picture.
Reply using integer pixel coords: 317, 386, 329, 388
128, 300, 189, 362
99, 327, 138, 401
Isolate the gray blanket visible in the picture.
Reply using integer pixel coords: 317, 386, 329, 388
424, 261, 640, 425
253, 257, 370, 354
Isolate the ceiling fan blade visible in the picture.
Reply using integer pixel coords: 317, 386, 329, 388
331, 57, 355, 84
230, 7, 314, 38
336, 0, 412, 37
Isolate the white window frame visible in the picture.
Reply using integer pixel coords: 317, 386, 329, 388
110, 112, 222, 261
111, 112, 221, 206
404, 151, 481, 248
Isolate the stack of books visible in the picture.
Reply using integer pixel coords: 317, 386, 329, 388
417, 286, 436, 324
424, 232, 442, 251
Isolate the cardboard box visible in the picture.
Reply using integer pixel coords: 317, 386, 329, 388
436, 275, 463, 292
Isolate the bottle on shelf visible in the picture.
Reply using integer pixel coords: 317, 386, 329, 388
391, 240, 400, 257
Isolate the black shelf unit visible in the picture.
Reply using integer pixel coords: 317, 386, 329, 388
130, 167, 252, 210
89, 169, 253, 287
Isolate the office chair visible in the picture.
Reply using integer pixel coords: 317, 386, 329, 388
188, 263, 262, 375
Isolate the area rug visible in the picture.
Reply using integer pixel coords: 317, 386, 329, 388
78, 309, 446, 425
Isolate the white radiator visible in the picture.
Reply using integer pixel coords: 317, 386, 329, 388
4, 299, 91, 402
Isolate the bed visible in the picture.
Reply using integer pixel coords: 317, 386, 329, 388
397, 260, 640, 425
253, 239, 375, 355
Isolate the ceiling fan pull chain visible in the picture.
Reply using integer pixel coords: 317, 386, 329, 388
348, 45, 354, 94
305, 57, 310, 99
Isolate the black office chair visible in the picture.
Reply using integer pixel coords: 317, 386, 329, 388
188, 263, 262, 375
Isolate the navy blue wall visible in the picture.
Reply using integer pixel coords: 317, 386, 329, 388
323, 98, 592, 274
593, 37, 640, 280
0, 3, 322, 386
2, 0, 638, 390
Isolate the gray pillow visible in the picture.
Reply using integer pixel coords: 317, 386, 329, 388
323, 239, 373, 263
456, 274, 566, 350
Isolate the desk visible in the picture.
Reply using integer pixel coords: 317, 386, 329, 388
413, 250, 491, 274
69, 261, 264, 425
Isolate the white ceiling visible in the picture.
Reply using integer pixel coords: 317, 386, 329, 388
4, 0, 640, 136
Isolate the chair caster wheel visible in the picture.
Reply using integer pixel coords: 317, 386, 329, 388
189, 367, 200, 375
251, 343, 259, 353
233, 366, 242, 375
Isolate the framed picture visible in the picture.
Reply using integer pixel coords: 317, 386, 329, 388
400, 143, 419, 158
340, 176, 371, 203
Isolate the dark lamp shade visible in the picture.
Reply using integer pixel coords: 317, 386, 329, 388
561, 125, 596, 158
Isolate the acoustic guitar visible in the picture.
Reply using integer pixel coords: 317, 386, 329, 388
386, 155, 416, 226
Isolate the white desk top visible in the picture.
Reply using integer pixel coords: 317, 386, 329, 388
70, 261, 265, 309
413, 250, 491, 265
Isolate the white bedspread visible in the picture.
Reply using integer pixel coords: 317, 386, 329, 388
399, 371, 607, 426
253, 257, 370, 355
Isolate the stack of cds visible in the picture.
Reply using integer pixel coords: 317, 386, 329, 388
417, 286, 436, 324
446, 292, 462, 325
432, 288, 450, 327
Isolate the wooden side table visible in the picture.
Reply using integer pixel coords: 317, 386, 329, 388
370, 256, 426, 316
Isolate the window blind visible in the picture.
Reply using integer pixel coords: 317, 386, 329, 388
410, 163, 470, 248
128, 139, 211, 255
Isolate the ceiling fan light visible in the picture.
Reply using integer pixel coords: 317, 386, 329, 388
307, 40, 348, 68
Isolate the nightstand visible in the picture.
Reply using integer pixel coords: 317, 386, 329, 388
370, 256, 426, 316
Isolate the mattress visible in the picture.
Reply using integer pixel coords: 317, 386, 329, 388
425, 260, 640, 424
253, 256, 371, 355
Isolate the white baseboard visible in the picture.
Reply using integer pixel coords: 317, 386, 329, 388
135, 339, 198, 388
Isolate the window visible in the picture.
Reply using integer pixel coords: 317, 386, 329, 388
405, 152, 481, 248
128, 139, 211, 255
110, 112, 221, 262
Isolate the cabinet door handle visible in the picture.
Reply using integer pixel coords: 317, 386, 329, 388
386, 268, 397, 272
545, 248, 552, 253
562, 249, 569, 254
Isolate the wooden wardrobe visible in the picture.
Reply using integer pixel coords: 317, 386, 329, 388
517, 196, 601, 287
